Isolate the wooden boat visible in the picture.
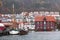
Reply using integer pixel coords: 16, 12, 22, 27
19, 30, 28, 35
18, 23, 29, 35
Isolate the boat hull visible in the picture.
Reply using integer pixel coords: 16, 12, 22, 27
19, 30, 28, 35
9, 30, 19, 35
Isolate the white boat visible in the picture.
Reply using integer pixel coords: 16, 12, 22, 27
9, 30, 19, 35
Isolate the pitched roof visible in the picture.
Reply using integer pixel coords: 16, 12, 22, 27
35, 16, 44, 21
46, 16, 56, 22
35, 16, 56, 22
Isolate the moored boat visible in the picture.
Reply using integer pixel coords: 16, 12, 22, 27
19, 30, 28, 35
0, 23, 9, 35
0, 23, 5, 34
9, 29, 19, 35
18, 23, 29, 35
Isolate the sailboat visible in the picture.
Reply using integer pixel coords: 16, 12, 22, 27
9, 4, 19, 35
9, 4, 28, 35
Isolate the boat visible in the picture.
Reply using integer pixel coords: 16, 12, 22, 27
0, 23, 5, 34
18, 23, 29, 35
9, 28, 19, 35
19, 30, 28, 35
9, 4, 28, 35
0, 23, 9, 35
19, 26, 29, 35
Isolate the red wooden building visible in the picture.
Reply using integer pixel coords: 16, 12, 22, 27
35, 16, 56, 31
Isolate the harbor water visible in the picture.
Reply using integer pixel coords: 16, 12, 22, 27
0, 31, 60, 40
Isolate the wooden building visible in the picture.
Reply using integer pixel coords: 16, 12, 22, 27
35, 16, 56, 31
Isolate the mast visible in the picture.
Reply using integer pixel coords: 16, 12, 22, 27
12, 3, 15, 21
12, 3, 17, 29
22, 0, 25, 29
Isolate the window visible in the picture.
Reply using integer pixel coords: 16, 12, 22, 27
44, 21, 46, 29
44, 21, 46, 24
